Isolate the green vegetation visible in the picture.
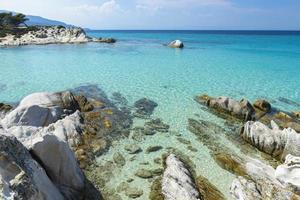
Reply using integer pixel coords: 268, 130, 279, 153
0, 12, 33, 37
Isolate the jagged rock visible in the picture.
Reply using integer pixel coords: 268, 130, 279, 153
1, 91, 79, 128
253, 99, 271, 112
168, 40, 184, 48
0, 131, 64, 200
8, 111, 83, 150
0, 26, 89, 46
0, 103, 12, 114
241, 121, 300, 159
162, 154, 202, 200
125, 144, 142, 154
275, 154, 300, 194
134, 98, 158, 118
195, 95, 255, 121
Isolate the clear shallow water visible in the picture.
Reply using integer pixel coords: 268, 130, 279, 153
1, 31, 300, 199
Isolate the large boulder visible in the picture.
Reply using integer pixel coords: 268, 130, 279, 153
1, 92, 79, 128
168, 40, 184, 48
241, 121, 300, 159
162, 154, 202, 200
27, 133, 85, 199
0, 131, 64, 200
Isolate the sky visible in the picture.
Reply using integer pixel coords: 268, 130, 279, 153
1, 0, 300, 30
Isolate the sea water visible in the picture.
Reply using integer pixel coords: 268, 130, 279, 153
1, 31, 300, 199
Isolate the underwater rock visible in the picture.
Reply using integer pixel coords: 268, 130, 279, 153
195, 176, 225, 200
149, 178, 164, 200
93, 38, 116, 43
74, 95, 94, 112
168, 40, 184, 48
1, 91, 79, 128
177, 137, 191, 145
292, 111, 300, 118
125, 187, 143, 198
0, 102, 12, 113
145, 118, 170, 132
125, 144, 142, 154
146, 146, 163, 154
278, 97, 300, 107
113, 152, 126, 167
195, 94, 255, 121
162, 154, 202, 200
0, 131, 64, 200
275, 154, 300, 194
135, 169, 153, 179
241, 121, 300, 159
253, 99, 271, 113
134, 98, 158, 118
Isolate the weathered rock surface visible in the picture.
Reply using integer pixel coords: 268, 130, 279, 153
27, 133, 85, 199
0, 131, 64, 200
195, 95, 255, 121
1, 91, 79, 128
275, 154, 300, 194
162, 154, 202, 200
241, 121, 300, 159
253, 99, 271, 113
168, 40, 184, 48
0, 26, 89, 46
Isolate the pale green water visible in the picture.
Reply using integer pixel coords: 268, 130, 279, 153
1, 31, 300, 199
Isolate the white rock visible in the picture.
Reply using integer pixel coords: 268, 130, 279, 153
0, 26, 89, 46
162, 154, 201, 200
241, 121, 300, 159
209, 97, 255, 121
0, 131, 64, 200
275, 154, 300, 193
1, 92, 79, 129
168, 40, 184, 48
28, 133, 85, 199
230, 176, 261, 200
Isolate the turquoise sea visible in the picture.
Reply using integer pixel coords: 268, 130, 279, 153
1, 30, 300, 199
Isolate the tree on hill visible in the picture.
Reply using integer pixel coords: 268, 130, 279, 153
0, 12, 28, 29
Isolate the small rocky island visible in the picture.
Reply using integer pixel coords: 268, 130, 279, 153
0, 12, 116, 46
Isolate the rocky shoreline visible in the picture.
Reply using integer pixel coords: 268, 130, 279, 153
0, 86, 300, 200
0, 26, 116, 46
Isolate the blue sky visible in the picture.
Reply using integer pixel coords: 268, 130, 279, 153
1, 0, 300, 30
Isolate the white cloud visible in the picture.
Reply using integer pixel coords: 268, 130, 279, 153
67, 0, 123, 16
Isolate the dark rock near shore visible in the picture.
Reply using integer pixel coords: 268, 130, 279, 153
253, 99, 271, 113
146, 146, 163, 154
134, 98, 158, 118
145, 118, 170, 132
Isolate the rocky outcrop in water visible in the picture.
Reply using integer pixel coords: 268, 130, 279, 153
162, 154, 202, 200
0, 131, 64, 200
195, 95, 255, 121
134, 98, 158, 118
0, 26, 89, 46
0, 90, 103, 199
241, 120, 300, 160
168, 40, 184, 48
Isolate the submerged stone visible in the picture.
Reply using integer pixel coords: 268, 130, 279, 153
134, 98, 158, 118
125, 187, 143, 198
145, 118, 170, 132
146, 146, 163, 154
135, 169, 153, 179
113, 152, 126, 167
125, 144, 142, 154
